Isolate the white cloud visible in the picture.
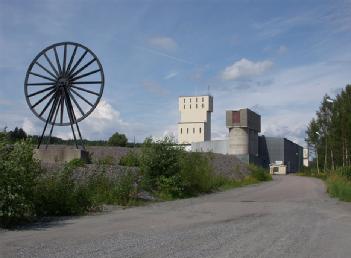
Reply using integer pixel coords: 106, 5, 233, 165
221, 58, 273, 81
22, 117, 37, 135
164, 71, 178, 80
83, 100, 128, 134
213, 58, 351, 146
148, 36, 178, 51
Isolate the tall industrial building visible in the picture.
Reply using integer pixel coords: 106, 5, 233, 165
226, 109, 261, 157
178, 95, 213, 144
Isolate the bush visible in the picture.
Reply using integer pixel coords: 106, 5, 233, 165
327, 175, 351, 202
248, 164, 272, 182
33, 169, 92, 216
96, 156, 115, 165
0, 141, 41, 226
119, 151, 140, 167
108, 132, 128, 147
111, 171, 138, 206
140, 137, 183, 189
179, 152, 218, 196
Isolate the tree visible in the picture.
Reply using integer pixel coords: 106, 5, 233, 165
108, 132, 128, 147
306, 85, 351, 170
8, 127, 27, 143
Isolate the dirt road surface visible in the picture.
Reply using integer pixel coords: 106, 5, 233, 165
2, 175, 351, 258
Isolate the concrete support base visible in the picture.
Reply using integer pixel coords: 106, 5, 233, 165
33, 147, 90, 164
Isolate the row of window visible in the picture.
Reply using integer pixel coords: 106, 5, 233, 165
180, 127, 202, 134
183, 97, 205, 103
183, 103, 205, 109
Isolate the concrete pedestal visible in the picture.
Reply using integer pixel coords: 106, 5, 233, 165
34, 147, 89, 164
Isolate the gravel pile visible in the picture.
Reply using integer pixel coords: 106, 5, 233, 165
208, 153, 249, 180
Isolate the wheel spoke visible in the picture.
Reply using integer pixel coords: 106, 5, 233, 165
46, 94, 61, 147
29, 72, 56, 82
26, 82, 56, 86
71, 85, 100, 96
62, 43, 67, 75
73, 81, 102, 85
70, 58, 96, 78
69, 50, 88, 76
28, 86, 55, 97
63, 90, 78, 148
71, 69, 100, 81
66, 45, 78, 74
66, 90, 85, 149
44, 52, 59, 77
67, 89, 85, 116
60, 93, 65, 124
35, 61, 57, 79
70, 88, 94, 107
39, 93, 56, 117
53, 47, 62, 75
31, 88, 56, 108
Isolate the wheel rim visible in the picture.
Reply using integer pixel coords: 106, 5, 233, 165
24, 42, 104, 126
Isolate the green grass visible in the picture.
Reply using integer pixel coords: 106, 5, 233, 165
326, 175, 351, 202
298, 167, 351, 202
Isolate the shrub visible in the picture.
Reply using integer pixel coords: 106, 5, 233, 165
0, 141, 41, 226
179, 152, 217, 195
108, 132, 128, 147
33, 169, 92, 216
248, 164, 272, 182
156, 174, 185, 199
96, 155, 115, 165
111, 171, 138, 206
327, 175, 351, 202
140, 136, 183, 189
119, 151, 140, 167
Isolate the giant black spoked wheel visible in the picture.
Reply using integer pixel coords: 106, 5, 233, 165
24, 42, 104, 149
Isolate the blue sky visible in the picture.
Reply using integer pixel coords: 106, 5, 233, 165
1, 0, 351, 145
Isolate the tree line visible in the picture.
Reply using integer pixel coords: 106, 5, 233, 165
306, 84, 351, 172
0, 127, 138, 147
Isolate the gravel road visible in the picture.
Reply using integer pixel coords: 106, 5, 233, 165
2, 175, 351, 258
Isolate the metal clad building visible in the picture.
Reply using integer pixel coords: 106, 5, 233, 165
259, 136, 303, 173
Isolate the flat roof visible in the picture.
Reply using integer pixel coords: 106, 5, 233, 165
179, 95, 212, 98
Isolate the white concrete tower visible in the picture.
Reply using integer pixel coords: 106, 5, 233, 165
178, 95, 213, 144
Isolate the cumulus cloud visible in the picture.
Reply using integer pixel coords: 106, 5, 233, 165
22, 117, 37, 135
148, 36, 178, 51
83, 100, 128, 134
221, 58, 273, 80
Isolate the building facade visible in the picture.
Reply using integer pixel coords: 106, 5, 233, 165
258, 136, 303, 173
178, 95, 213, 144
226, 109, 261, 156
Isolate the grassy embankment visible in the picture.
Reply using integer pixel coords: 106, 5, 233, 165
298, 167, 351, 201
